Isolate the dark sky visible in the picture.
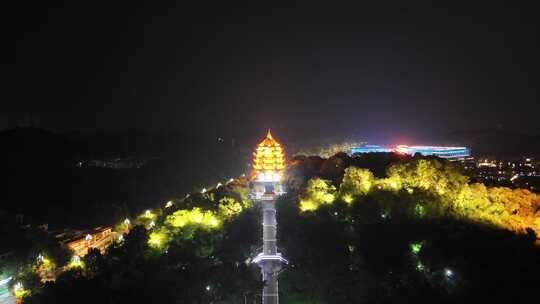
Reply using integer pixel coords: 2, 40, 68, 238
2, 2, 539, 142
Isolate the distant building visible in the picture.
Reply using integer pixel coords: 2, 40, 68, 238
56, 227, 114, 257
351, 145, 393, 154
351, 144, 471, 160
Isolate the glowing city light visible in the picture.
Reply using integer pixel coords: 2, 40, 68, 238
85, 234, 92, 241
124, 218, 130, 225
395, 145, 409, 154
12, 281, 28, 299
410, 242, 423, 255
342, 194, 353, 204
13, 282, 23, 293
68, 255, 83, 268
165, 201, 173, 208
445, 268, 453, 277
144, 210, 156, 219
201, 188, 207, 194
149, 221, 155, 228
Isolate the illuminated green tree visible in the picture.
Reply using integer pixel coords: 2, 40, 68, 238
339, 167, 375, 197
387, 158, 468, 197
299, 178, 336, 211
218, 197, 243, 218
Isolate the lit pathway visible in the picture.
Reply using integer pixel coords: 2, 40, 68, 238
0, 290, 15, 304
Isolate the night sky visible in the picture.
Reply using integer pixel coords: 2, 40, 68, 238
2, 2, 539, 142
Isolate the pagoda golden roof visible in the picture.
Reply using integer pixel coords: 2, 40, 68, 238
252, 130, 285, 176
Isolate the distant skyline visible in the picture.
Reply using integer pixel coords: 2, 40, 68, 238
2, 3, 539, 141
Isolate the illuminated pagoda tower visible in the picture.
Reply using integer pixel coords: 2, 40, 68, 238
250, 130, 287, 304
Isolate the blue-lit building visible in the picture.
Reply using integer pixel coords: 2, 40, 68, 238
351, 144, 471, 160
403, 146, 471, 159
351, 145, 393, 154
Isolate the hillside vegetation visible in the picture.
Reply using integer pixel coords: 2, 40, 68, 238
13, 153, 540, 304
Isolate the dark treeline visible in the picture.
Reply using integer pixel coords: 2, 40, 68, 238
0, 127, 249, 228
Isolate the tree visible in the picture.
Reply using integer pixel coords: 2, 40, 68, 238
299, 178, 336, 211
339, 167, 375, 197
82, 248, 106, 279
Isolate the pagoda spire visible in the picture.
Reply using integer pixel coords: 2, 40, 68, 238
266, 129, 273, 140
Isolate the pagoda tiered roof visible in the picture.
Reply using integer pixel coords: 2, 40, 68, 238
252, 130, 285, 174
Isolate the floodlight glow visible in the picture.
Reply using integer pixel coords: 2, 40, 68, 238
0, 277, 12, 286
68, 255, 83, 268
410, 242, 422, 254
165, 201, 173, 208
252, 253, 288, 264
342, 194, 353, 204
85, 234, 92, 241
395, 145, 410, 154
124, 218, 130, 225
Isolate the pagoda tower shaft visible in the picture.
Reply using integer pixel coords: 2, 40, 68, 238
250, 131, 287, 304
261, 198, 279, 304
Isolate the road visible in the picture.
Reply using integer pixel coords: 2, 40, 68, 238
0, 291, 15, 304
0, 282, 15, 304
